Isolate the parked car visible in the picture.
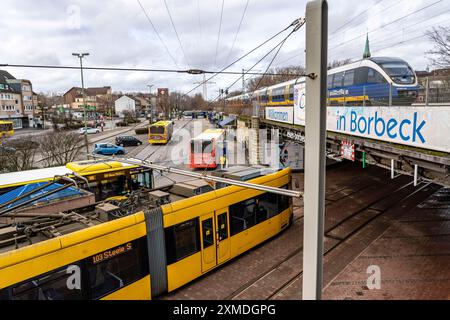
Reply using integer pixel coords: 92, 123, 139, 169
79, 127, 100, 134
93, 143, 125, 155
115, 136, 143, 147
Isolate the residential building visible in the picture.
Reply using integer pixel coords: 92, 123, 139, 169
0, 70, 36, 129
114, 95, 141, 117
63, 86, 112, 113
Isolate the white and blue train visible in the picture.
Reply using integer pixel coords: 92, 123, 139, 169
227, 57, 419, 107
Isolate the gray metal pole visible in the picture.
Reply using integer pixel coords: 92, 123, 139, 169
303, 0, 328, 300
80, 56, 87, 130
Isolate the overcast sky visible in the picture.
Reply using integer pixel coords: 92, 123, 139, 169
0, 0, 449, 97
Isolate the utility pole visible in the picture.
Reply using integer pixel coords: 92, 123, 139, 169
73, 52, 90, 155
194, 74, 216, 101
303, 0, 328, 300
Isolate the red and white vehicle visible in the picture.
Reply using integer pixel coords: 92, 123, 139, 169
189, 129, 225, 169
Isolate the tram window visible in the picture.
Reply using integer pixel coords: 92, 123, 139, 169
230, 199, 257, 236
5, 264, 84, 300
86, 238, 148, 300
367, 68, 387, 84
217, 213, 228, 241
202, 218, 214, 248
259, 192, 279, 220
278, 185, 291, 213
165, 219, 200, 265
343, 70, 355, 87
332, 72, 344, 87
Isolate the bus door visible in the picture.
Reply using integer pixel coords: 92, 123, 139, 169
199, 209, 231, 273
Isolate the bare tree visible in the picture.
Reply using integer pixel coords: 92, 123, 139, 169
0, 136, 39, 172
38, 131, 84, 166
426, 26, 450, 68
246, 66, 306, 92
328, 58, 353, 69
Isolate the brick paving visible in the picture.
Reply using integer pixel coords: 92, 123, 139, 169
160, 163, 449, 300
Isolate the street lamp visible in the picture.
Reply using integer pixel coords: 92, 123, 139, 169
147, 84, 154, 122
72, 53, 90, 129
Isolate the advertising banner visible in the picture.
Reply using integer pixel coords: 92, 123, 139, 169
293, 83, 450, 153
265, 106, 293, 124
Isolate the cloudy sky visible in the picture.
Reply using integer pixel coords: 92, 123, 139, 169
0, 0, 449, 97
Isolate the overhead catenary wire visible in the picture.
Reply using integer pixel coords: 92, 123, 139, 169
214, 0, 226, 68
163, 0, 192, 68
0, 63, 304, 77
183, 17, 303, 97
329, 0, 443, 51
137, 0, 180, 68
225, 0, 250, 66
331, 0, 386, 34
209, 19, 306, 106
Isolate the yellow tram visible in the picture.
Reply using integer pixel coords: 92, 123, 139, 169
0, 166, 292, 300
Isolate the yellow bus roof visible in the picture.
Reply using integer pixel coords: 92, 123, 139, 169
0, 121, 13, 124
150, 121, 172, 127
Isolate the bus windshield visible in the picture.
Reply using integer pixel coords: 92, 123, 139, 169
150, 126, 165, 134
379, 62, 415, 84
191, 140, 213, 154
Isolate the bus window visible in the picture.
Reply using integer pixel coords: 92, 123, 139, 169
343, 70, 355, 87
3, 264, 84, 300
150, 126, 165, 134
86, 238, 148, 299
191, 140, 212, 154
165, 219, 200, 265
136, 170, 152, 189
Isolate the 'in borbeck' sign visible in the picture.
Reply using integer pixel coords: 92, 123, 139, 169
293, 84, 450, 153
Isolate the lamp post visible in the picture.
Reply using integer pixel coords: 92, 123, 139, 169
147, 84, 154, 122
72, 53, 89, 130
73, 52, 90, 155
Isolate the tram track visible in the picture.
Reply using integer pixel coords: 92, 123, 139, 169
224, 177, 436, 300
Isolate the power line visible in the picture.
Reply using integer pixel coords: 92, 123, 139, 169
210, 20, 306, 105
137, 0, 180, 68
214, 0, 225, 68
328, 6, 450, 61
163, 0, 191, 68
225, 0, 250, 66
184, 18, 302, 97
331, 0, 385, 34
329, 0, 443, 51
0, 63, 304, 77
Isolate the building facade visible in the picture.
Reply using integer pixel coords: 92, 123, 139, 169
0, 70, 36, 129
114, 95, 141, 117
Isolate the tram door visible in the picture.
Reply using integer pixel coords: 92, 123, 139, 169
200, 209, 231, 273
215, 208, 231, 265
200, 213, 217, 273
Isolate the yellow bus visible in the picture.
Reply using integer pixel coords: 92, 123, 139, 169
0, 121, 14, 138
0, 159, 153, 201
0, 166, 293, 300
148, 121, 173, 144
